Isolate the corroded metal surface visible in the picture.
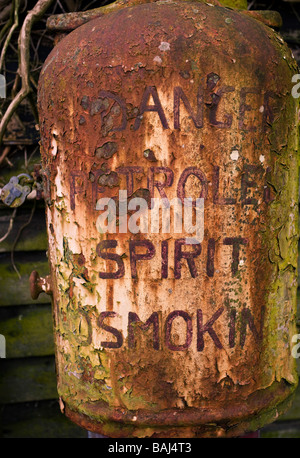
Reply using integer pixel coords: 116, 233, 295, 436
46, 0, 247, 32
38, 0, 299, 437
29, 270, 52, 300
241, 10, 283, 29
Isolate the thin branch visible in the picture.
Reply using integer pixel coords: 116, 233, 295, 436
0, 4, 12, 23
11, 72, 20, 98
0, 208, 17, 243
291, 4, 300, 26
11, 199, 36, 279
27, 90, 39, 122
56, 0, 66, 13
0, 145, 11, 167
0, 4, 13, 44
5, 156, 13, 167
0, 0, 20, 73
29, 74, 38, 90
31, 27, 48, 65
0, 0, 55, 146
20, 0, 28, 14
8, 40, 18, 54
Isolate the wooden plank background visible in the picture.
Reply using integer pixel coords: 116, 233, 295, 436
0, 151, 87, 437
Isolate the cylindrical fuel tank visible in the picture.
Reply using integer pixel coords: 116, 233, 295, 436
37, 0, 299, 437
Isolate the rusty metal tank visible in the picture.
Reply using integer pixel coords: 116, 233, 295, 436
36, 0, 299, 437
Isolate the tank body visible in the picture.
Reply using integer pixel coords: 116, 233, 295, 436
38, 0, 299, 437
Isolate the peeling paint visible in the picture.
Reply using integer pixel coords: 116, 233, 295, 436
159, 41, 170, 52
38, 0, 299, 438
153, 55, 162, 65
230, 150, 239, 161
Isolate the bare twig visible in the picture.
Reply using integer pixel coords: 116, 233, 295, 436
20, 0, 28, 14
5, 156, 13, 167
0, 208, 17, 244
27, 145, 39, 166
0, 0, 55, 146
56, 0, 66, 13
28, 91, 39, 122
11, 72, 20, 98
29, 74, 38, 90
11, 199, 36, 278
0, 4, 12, 23
0, 5, 13, 44
0, 146, 11, 167
291, 4, 300, 26
0, 0, 20, 73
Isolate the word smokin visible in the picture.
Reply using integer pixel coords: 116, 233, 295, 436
96, 306, 264, 351
96, 237, 248, 279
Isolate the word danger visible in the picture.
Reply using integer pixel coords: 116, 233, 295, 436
80, 73, 277, 133
96, 306, 264, 351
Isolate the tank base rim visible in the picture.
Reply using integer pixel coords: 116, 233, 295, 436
62, 379, 297, 438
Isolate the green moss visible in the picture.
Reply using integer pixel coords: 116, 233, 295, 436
0, 305, 54, 358
219, 0, 247, 9
82, 281, 97, 293
63, 236, 72, 265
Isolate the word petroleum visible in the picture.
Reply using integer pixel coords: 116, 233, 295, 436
95, 192, 248, 280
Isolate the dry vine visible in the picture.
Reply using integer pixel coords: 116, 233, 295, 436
0, 0, 106, 160
0, 0, 105, 273
0, 0, 55, 146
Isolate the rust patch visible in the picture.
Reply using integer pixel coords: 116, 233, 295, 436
95, 142, 118, 159
38, 0, 299, 438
